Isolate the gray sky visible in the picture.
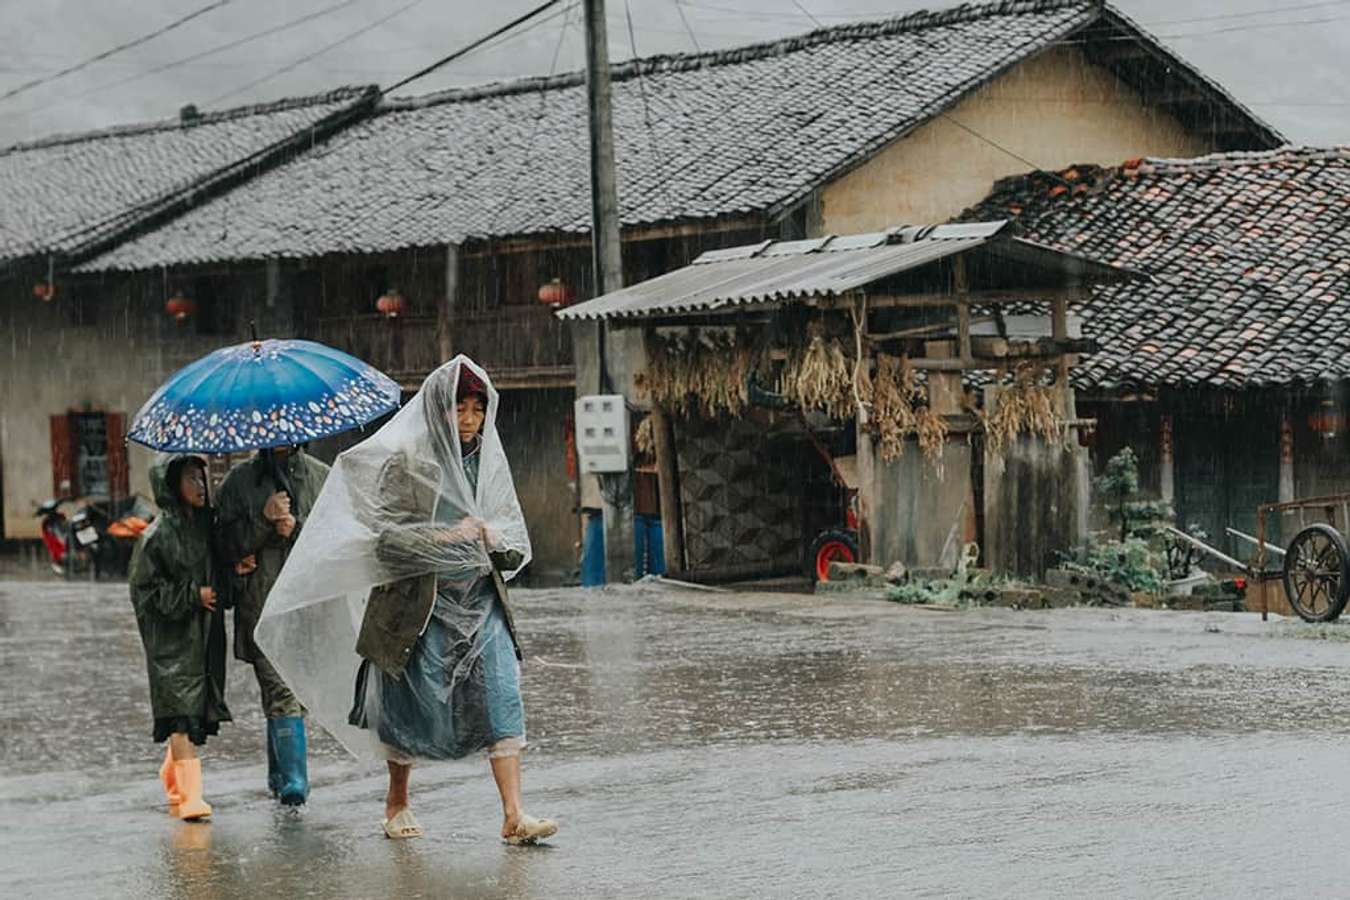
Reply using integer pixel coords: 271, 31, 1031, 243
1, 0, 1347, 148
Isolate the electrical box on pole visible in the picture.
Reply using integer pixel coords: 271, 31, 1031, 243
574, 395, 630, 474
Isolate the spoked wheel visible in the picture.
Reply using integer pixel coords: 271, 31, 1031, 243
810, 530, 860, 582
1282, 523, 1350, 622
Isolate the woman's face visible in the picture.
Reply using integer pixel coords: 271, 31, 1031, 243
179, 463, 207, 509
455, 395, 486, 444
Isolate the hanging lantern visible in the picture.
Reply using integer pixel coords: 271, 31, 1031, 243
537, 278, 575, 307
165, 291, 196, 322
32, 281, 56, 302
376, 288, 409, 318
1308, 399, 1347, 440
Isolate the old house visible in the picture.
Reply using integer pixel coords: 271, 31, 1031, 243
2, 0, 1279, 578
962, 146, 1350, 558
0, 88, 377, 540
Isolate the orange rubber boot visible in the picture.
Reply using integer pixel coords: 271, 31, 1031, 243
173, 759, 212, 821
160, 745, 183, 810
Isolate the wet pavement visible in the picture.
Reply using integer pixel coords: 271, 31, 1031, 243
4, 577, 1350, 898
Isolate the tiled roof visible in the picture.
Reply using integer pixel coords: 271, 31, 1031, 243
961, 147, 1350, 389
0, 86, 375, 266
81, 0, 1279, 271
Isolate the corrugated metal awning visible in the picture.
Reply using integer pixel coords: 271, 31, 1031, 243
557, 221, 1131, 322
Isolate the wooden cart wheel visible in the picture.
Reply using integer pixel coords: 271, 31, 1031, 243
1282, 523, 1350, 623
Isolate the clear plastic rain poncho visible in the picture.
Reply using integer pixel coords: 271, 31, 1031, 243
255, 356, 531, 759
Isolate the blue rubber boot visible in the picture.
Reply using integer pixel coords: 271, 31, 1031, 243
265, 719, 282, 797
271, 715, 309, 806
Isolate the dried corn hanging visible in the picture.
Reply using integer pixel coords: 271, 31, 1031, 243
982, 364, 1067, 455
783, 335, 854, 419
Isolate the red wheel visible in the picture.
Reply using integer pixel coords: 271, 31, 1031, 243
810, 530, 860, 582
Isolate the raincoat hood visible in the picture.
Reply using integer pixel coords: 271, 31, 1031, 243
150, 455, 209, 513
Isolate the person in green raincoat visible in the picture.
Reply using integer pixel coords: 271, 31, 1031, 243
129, 455, 241, 821
216, 445, 329, 805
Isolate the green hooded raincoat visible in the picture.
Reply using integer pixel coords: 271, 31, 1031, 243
128, 456, 231, 744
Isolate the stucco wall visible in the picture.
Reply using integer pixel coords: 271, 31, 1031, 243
0, 272, 263, 539
820, 46, 1215, 233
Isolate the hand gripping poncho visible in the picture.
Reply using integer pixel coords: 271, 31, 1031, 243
255, 357, 531, 757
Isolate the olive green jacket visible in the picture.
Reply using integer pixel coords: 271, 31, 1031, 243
216, 449, 330, 662
356, 450, 522, 678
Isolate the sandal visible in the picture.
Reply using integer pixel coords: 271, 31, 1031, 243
505, 814, 558, 845
382, 808, 424, 840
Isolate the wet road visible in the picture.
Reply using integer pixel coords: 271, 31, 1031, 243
4, 578, 1350, 898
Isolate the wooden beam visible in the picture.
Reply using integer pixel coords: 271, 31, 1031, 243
437, 242, 459, 364
817, 287, 1087, 311
1090, 42, 1154, 64
1153, 90, 1208, 106
399, 364, 576, 391
651, 405, 686, 574
458, 215, 767, 258
868, 316, 997, 342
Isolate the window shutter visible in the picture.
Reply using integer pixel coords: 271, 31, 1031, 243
49, 415, 74, 496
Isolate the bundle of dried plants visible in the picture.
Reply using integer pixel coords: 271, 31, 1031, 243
982, 364, 1067, 455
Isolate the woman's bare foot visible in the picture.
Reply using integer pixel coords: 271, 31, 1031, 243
386, 761, 411, 822
501, 810, 522, 840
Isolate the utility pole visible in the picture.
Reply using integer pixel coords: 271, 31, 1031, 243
583, 0, 624, 301
582, 0, 635, 582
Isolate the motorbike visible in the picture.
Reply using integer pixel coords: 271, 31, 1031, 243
36, 497, 77, 577
36, 495, 154, 578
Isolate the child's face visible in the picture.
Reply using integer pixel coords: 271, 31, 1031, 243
179, 464, 207, 509
455, 395, 486, 444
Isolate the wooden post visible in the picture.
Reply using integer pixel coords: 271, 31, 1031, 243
650, 405, 685, 574
1051, 292, 1070, 409
1279, 413, 1295, 503
437, 243, 459, 363
856, 404, 875, 564
953, 256, 972, 365
1159, 413, 1175, 507
924, 340, 963, 415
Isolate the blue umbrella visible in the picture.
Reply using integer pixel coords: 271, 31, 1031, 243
129, 338, 402, 453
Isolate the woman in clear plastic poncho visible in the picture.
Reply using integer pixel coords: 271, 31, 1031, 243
255, 357, 557, 844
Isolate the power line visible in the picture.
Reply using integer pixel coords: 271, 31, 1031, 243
624, 0, 678, 220
11, 0, 362, 122
207, 0, 426, 107
0, 0, 233, 104
673, 0, 703, 51
789, 0, 824, 29
485, 1, 577, 238
382, 0, 568, 96
1147, 0, 1350, 27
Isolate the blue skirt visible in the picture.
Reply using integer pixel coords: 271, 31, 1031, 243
351, 588, 524, 761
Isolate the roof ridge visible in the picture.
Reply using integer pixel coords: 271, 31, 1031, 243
2, 85, 377, 156
385, 0, 1097, 110
1136, 145, 1350, 173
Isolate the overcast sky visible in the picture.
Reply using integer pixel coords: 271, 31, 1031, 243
1, 0, 1346, 148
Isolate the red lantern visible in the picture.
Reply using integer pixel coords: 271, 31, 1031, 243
32, 282, 56, 302
376, 289, 409, 318
1308, 408, 1348, 440
165, 292, 196, 322
537, 278, 575, 307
